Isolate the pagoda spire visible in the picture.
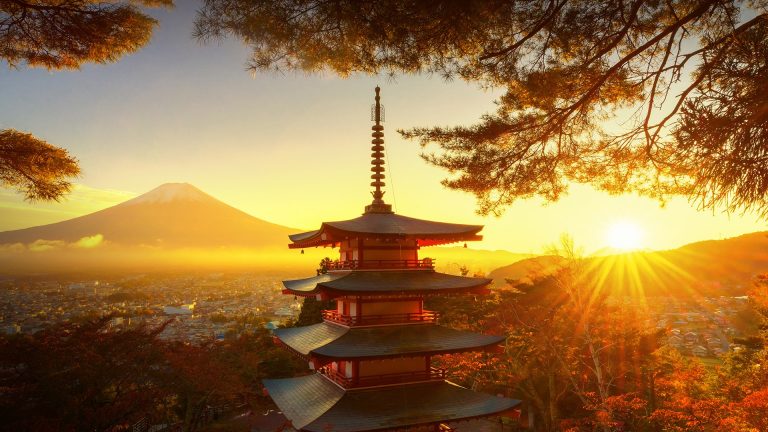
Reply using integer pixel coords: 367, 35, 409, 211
365, 86, 393, 214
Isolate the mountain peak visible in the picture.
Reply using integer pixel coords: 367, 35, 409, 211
124, 183, 213, 205
0, 182, 298, 253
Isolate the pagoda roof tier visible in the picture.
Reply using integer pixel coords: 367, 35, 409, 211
288, 212, 483, 248
283, 270, 491, 298
274, 322, 504, 360
263, 374, 521, 432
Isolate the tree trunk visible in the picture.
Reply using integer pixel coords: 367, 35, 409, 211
584, 320, 612, 432
547, 372, 560, 431
521, 379, 550, 431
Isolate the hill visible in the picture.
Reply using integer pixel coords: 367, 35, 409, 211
488, 232, 768, 296
428, 247, 531, 276
487, 255, 565, 285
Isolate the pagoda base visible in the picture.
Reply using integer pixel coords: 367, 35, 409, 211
263, 374, 520, 432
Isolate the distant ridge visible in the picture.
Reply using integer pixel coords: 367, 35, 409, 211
489, 231, 768, 296
0, 183, 297, 248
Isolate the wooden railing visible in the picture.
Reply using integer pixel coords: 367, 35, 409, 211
322, 310, 439, 326
319, 366, 447, 388
325, 259, 435, 271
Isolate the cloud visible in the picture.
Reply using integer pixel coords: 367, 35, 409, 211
0, 242, 26, 253
28, 239, 66, 252
73, 234, 104, 249
19, 235, 106, 252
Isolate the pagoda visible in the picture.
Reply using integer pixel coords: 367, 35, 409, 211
263, 88, 520, 432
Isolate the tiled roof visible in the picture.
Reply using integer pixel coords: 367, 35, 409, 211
262, 374, 344, 430
288, 212, 482, 247
264, 374, 521, 431
273, 321, 348, 356
282, 271, 490, 296
274, 323, 505, 359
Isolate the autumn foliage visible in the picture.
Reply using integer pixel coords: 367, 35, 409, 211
0, 315, 302, 432
428, 264, 768, 431
2, 272, 767, 431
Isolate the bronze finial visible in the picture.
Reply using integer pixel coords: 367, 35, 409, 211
365, 86, 393, 214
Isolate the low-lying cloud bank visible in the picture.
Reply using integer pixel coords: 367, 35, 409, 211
20, 234, 107, 252
0, 235, 327, 275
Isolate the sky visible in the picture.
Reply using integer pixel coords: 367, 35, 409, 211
0, 1, 765, 255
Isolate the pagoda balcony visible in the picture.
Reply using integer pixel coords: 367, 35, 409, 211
326, 259, 435, 271
322, 310, 440, 326
319, 366, 447, 389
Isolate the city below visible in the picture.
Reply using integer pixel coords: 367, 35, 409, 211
0, 271, 756, 361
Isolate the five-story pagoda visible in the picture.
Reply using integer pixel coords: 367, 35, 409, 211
263, 88, 520, 432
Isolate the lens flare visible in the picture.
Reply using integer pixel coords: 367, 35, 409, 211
606, 221, 644, 251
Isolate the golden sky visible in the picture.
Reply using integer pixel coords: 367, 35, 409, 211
1, 158, 764, 254
0, 3, 764, 254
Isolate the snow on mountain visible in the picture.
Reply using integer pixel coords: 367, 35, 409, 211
122, 183, 212, 205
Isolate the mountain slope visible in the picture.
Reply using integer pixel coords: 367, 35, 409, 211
428, 247, 532, 276
487, 255, 565, 284
489, 232, 768, 296
0, 183, 296, 248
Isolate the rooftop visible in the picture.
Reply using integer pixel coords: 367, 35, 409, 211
273, 322, 505, 360
288, 212, 483, 249
282, 270, 491, 298
263, 374, 521, 432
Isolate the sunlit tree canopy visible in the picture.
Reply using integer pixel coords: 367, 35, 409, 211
0, 130, 80, 201
196, 0, 768, 216
1, 0, 173, 69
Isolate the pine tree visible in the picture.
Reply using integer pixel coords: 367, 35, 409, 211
0, 1, 173, 200
196, 0, 768, 216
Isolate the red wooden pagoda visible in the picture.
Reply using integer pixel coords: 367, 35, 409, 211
263, 87, 520, 432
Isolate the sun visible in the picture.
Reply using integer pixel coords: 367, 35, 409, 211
605, 220, 644, 251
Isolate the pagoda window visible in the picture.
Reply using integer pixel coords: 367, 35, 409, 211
331, 361, 355, 379
338, 238, 360, 262
335, 299, 359, 317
